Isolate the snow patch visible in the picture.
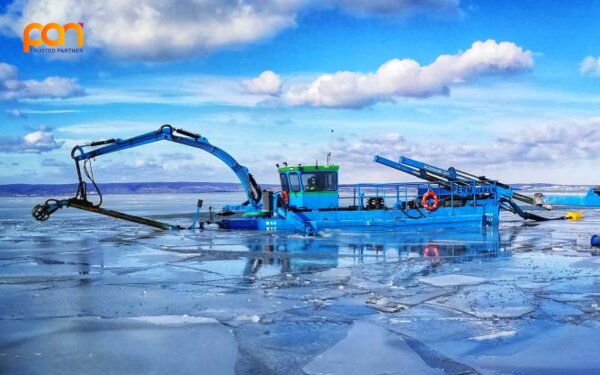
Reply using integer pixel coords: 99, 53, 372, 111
130, 315, 218, 326
316, 267, 352, 281
516, 282, 551, 290
472, 330, 517, 341
419, 274, 488, 287
234, 314, 261, 323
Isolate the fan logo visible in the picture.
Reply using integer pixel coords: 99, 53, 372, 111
23, 23, 84, 53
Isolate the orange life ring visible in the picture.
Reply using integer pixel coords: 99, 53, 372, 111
281, 191, 289, 205
421, 190, 439, 211
423, 244, 440, 257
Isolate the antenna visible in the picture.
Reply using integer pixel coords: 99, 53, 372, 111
328, 129, 334, 166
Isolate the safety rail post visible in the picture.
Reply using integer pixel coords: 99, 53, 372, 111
426, 182, 430, 215
451, 182, 455, 214
473, 180, 476, 209
358, 186, 362, 211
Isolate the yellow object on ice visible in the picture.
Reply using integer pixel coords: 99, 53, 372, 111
565, 211, 584, 220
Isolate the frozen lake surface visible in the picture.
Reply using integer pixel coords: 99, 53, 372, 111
2, 192, 600, 374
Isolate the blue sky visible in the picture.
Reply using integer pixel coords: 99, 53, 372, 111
1, 0, 599, 185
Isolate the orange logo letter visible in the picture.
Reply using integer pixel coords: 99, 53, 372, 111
41, 23, 64, 47
23, 22, 43, 52
63, 23, 84, 47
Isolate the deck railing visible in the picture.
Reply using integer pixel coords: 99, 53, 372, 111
339, 180, 497, 212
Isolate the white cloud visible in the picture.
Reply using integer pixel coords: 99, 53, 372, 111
80, 156, 223, 183
0, 0, 463, 62
20, 109, 81, 114
0, 0, 300, 62
241, 70, 282, 95
0, 129, 65, 153
330, 118, 600, 173
581, 56, 600, 75
0, 62, 85, 100
285, 39, 534, 109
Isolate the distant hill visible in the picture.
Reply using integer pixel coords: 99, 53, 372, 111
0, 182, 277, 197
512, 183, 594, 193
0, 182, 593, 197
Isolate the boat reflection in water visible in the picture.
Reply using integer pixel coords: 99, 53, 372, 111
239, 227, 507, 280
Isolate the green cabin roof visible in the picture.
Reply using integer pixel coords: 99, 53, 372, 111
277, 165, 339, 173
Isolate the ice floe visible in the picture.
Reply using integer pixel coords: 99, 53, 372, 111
471, 330, 517, 341
419, 274, 488, 287
304, 321, 444, 375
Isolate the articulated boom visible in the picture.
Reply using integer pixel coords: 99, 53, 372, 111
32, 125, 262, 228
69, 124, 262, 208
374, 155, 534, 205
373, 155, 573, 222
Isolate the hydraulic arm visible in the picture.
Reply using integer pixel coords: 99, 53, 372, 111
32, 125, 262, 227
69, 124, 261, 207
374, 155, 533, 204
374, 155, 572, 222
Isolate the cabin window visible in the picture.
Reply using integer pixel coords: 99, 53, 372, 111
301, 171, 337, 192
289, 173, 301, 192
279, 173, 289, 192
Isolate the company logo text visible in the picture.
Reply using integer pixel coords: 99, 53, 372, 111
23, 23, 84, 53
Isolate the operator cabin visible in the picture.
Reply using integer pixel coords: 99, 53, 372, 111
278, 164, 340, 210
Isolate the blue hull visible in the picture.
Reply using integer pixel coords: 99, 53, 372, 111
543, 188, 600, 207
220, 205, 498, 232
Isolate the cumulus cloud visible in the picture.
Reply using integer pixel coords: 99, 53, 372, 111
0, 129, 65, 153
0, 62, 85, 100
241, 70, 282, 95
0, 0, 299, 61
330, 119, 600, 171
85, 157, 222, 182
0, 0, 463, 62
495, 120, 600, 162
285, 40, 533, 109
580, 56, 600, 75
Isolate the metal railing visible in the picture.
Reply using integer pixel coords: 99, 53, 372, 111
339, 180, 498, 212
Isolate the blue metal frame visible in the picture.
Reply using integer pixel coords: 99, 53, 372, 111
542, 187, 600, 207
70, 125, 262, 208
221, 178, 501, 233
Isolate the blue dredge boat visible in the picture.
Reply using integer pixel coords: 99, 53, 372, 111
535, 187, 600, 208
219, 159, 501, 234
32, 125, 579, 234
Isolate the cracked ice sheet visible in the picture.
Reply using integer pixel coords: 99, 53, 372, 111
427, 283, 536, 319
4, 195, 600, 374
0, 316, 237, 375
303, 321, 444, 375
471, 321, 600, 374
419, 274, 488, 287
